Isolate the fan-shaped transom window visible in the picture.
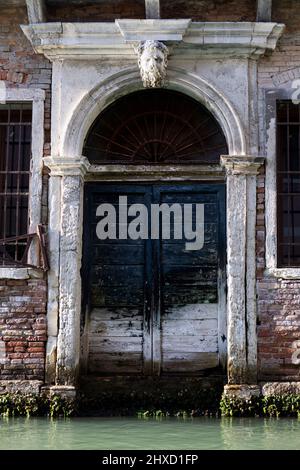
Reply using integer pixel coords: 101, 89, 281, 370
83, 89, 227, 164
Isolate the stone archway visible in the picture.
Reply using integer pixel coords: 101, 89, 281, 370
80, 87, 228, 379
44, 67, 263, 396
62, 67, 246, 158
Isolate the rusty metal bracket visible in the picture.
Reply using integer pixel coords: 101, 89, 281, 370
0, 224, 49, 271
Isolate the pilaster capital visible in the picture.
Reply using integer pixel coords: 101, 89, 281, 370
43, 156, 90, 177
220, 155, 265, 176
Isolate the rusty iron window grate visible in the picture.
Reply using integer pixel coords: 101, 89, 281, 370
277, 100, 300, 267
0, 103, 32, 267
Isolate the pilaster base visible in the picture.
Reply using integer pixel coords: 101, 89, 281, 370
261, 382, 300, 396
0, 380, 43, 395
223, 384, 261, 400
50, 385, 77, 400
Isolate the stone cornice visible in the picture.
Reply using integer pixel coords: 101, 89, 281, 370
85, 163, 224, 180
220, 155, 265, 175
116, 19, 191, 42
44, 158, 224, 180
43, 156, 90, 177
21, 20, 285, 61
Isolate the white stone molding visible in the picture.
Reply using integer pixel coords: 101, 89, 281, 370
84, 164, 225, 181
25, 0, 46, 23
185, 22, 283, 56
264, 88, 300, 279
62, 67, 246, 159
0, 268, 43, 279
21, 21, 285, 61
0, 88, 45, 280
221, 155, 264, 384
220, 155, 265, 175
248, 59, 260, 156
145, 0, 160, 19
266, 267, 300, 279
116, 19, 190, 42
256, 0, 272, 22
43, 156, 90, 177
5, 88, 45, 101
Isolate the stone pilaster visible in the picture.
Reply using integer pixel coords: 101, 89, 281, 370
44, 157, 89, 389
221, 155, 264, 386
45, 175, 61, 384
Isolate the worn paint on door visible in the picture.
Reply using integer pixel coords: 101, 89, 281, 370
81, 183, 226, 376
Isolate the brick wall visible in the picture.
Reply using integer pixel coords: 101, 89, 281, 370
0, 6, 51, 382
257, 1, 300, 381
0, 278, 47, 380
0, 6, 51, 150
47, 0, 145, 22
47, 0, 255, 22
256, 170, 300, 381
161, 0, 255, 21
0, 5, 51, 222
1, 1, 300, 385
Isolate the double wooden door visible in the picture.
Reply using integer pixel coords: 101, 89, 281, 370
82, 183, 226, 375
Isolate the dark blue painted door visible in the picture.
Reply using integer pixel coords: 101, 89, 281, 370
82, 183, 226, 376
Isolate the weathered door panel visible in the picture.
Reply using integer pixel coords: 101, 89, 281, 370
82, 183, 226, 376
156, 186, 223, 374
83, 186, 152, 375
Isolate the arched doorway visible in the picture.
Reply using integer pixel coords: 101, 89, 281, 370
81, 89, 227, 377
83, 89, 227, 164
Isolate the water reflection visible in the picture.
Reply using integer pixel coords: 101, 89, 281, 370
0, 417, 299, 450
220, 417, 300, 450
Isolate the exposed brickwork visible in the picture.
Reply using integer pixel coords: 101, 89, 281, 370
257, 278, 300, 381
257, 1, 300, 381
0, 278, 47, 380
0, 6, 50, 382
273, 0, 300, 34
1, 0, 300, 387
46, 0, 256, 22
256, 164, 300, 381
47, 0, 145, 22
161, 0, 255, 21
0, 5, 51, 226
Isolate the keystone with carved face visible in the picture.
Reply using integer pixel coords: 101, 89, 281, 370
137, 40, 169, 88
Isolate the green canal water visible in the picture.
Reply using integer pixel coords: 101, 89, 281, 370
0, 417, 300, 450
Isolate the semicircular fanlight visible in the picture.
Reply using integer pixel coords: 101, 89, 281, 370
83, 89, 227, 164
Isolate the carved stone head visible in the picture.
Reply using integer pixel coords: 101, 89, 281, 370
137, 40, 169, 88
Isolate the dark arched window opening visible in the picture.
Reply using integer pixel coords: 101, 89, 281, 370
83, 89, 227, 164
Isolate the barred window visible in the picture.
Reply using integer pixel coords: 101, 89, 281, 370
0, 103, 32, 265
277, 100, 300, 267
